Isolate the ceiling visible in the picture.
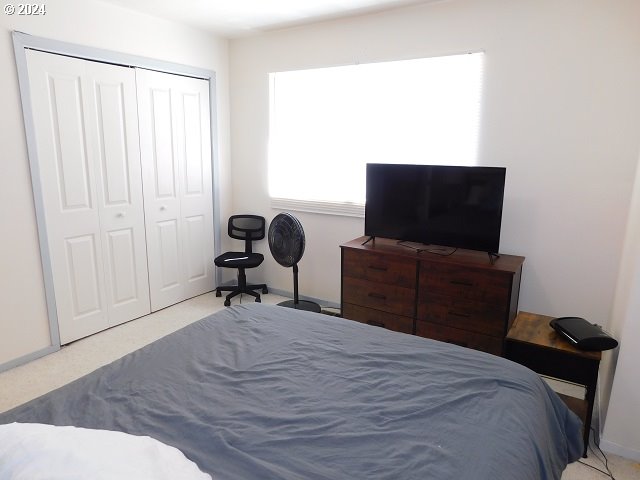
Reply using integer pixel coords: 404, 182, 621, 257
99, 0, 434, 38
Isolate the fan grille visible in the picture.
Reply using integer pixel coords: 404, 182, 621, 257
268, 213, 305, 267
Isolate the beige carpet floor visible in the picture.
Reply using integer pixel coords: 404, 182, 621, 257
0, 291, 636, 479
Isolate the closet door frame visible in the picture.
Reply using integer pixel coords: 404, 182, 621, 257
12, 31, 221, 362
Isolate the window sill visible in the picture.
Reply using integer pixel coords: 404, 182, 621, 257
270, 198, 364, 218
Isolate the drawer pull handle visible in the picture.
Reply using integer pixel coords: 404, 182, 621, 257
450, 280, 473, 287
368, 265, 388, 272
368, 292, 386, 300
450, 311, 471, 318
367, 320, 386, 328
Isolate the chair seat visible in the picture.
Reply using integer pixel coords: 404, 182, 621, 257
214, 251, 264, 269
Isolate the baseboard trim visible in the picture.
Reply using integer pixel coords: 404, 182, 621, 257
0, 345, 60, 374
599, 438, 640, 462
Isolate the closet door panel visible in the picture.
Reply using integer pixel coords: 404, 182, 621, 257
65, 234, 103, 317
26, 51, 108, 344
50, 76, 93, 209
150, 89, 177, 198
185, 215, 206, 282
96, 83, 132, 204
87, 61, 151, 326
26, 51, 150, 343
138, 70, 214, 310
175, 77, 214, 298
182, 91, 205, 195
156, 219, 181, 288
105, 228, 138, 304
137, 70, 185, 310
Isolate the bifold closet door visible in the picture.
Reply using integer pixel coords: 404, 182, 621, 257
26, 50, 151, 344
136, 69, 215, 311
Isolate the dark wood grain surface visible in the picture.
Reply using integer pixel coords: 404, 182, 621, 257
506, 311, 601, 361
340, 236, 524, 355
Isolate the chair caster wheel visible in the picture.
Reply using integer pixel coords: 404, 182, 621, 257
255, 297, 261, 303
262, 287, 268, 294
216, 290, 221, 297
224, 299, 230, 307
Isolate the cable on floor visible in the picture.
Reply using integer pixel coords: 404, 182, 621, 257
576, 427, 616, 479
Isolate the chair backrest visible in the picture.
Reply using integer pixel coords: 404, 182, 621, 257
228, 215, 266, 253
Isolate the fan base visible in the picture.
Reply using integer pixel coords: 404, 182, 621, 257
278, 299, 321, 313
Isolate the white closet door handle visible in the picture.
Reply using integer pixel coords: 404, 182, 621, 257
117, 212, 126, 218
160, 205, 167, 211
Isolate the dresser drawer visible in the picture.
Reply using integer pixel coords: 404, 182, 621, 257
343, 248, 416, 288
416, 321, 503, 356
420, 262, 511, 303
342, 303, 414, 334
342, 277, 415, 317
417, 293, 506, 337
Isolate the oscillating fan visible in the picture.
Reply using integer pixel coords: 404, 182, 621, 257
268, 213, 321, 312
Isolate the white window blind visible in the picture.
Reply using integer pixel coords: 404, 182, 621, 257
268, 52, 484, 215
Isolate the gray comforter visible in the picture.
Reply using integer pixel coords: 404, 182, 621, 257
0, 304, 582, 479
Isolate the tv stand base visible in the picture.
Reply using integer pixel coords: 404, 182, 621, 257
362, 236, 375, 246
488, 252, 500, 265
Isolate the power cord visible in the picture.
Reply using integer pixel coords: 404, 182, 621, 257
576, 427, 616, 479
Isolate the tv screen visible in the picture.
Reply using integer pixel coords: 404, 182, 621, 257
365, 164, 506, 253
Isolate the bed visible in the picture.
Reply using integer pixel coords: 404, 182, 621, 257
0, 304, 582, 479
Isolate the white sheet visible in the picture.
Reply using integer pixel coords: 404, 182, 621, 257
0, 422, 212, 480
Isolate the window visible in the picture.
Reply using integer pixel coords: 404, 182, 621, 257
268, 52, 484, 216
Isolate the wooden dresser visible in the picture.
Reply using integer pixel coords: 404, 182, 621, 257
340, 237, 525, 356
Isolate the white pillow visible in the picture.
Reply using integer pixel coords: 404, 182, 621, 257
0, 422, 212, 480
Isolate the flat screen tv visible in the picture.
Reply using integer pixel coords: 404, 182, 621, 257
365, 164, 506, 253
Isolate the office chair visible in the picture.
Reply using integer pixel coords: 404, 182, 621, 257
214, 215, 268, 306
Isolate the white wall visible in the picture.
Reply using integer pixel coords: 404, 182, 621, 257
230, 0, 640, 312
600, 148, 640, 460
0, 0, 230, 367
229, 0, 640, 454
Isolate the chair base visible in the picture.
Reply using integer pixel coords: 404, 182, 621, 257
215, 268, 268, 306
